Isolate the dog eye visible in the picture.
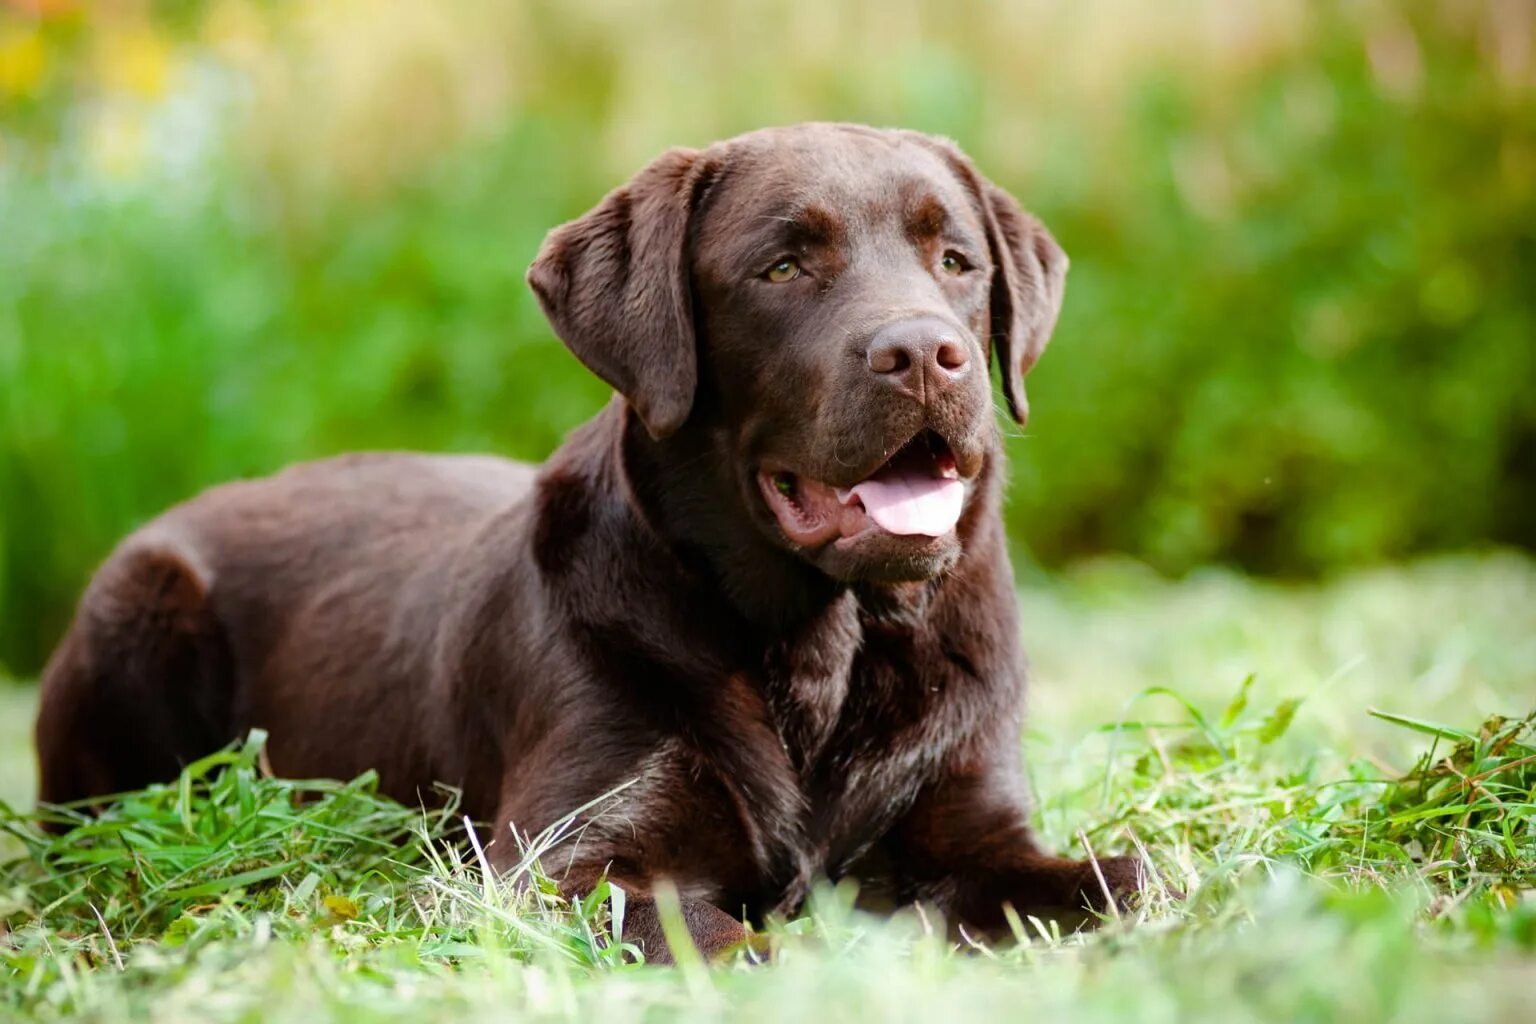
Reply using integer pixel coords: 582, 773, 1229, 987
764, 257, 801, 283
940, 251, 969, 275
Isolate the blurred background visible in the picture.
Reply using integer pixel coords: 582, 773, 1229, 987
0, 0, 1533, 679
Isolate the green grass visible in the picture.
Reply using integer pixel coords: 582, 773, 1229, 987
2, 553, 1533, 1022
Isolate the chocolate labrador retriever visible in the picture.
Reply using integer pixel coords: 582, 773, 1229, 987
35, 123, 1141, 960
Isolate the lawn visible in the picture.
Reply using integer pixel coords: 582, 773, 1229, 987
2, 553, 1533, 1022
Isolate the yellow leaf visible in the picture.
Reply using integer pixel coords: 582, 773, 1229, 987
96, 25, 173, 99
322, 894, 360, 921
0, 27, 48, 99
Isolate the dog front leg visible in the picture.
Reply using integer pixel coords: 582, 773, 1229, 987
548, 863, 750, 965
886, 768, 1143, 929
483, 817, 750, 965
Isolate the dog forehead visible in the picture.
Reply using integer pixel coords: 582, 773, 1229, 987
698, 126, 980, 246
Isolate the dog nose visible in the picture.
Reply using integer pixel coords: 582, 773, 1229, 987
866, 318, 971, 400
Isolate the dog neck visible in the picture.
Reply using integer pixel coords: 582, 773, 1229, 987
612, 404, 842, 634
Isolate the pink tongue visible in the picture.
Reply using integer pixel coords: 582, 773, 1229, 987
840, 472, 965, 537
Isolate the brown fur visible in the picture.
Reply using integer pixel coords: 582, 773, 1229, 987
35, 123, 1141, 963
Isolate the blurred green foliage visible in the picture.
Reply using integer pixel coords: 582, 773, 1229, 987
1, 0, 1533, 674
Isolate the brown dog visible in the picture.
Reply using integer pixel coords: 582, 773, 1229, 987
35, 123, 1141, 960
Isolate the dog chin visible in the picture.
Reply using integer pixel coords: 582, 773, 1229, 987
811, 529, 963, 584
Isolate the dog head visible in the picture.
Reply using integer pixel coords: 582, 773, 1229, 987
529, 123, 1066, 584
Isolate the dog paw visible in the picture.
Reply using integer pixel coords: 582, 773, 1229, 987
1077, 854, 1145, 913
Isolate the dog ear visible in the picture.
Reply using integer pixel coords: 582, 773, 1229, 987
974, 181, 1068, 426
912, 136, 1068, 426
527, 148, 713, 440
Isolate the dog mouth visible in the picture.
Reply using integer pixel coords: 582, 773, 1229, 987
756, 430, 968, 548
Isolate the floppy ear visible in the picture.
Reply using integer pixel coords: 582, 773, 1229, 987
905, 134, 1068, 426
527, 148, 713, 440
975, 181, 1068, 426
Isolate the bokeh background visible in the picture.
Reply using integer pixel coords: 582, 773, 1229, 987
1, 0, 1533, 678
